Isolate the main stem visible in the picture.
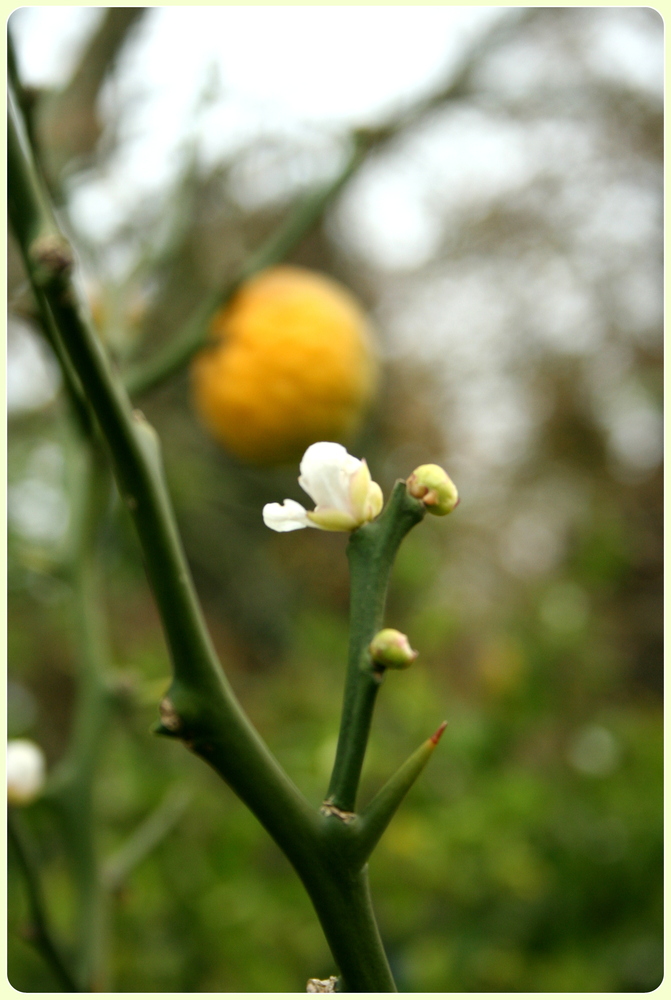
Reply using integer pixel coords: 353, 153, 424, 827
8, 94, 317, 859
298, 861, 397, 992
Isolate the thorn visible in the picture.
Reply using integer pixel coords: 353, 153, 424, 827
429, 720, 448, 746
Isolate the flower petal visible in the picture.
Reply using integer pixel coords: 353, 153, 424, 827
262, 499, 312, 532
307, 508, 359, 531
299, 441, 360, 510
348, 459, 373, 521
364, 480, 384, 521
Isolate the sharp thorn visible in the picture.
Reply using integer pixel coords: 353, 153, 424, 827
429, 720, 448, 746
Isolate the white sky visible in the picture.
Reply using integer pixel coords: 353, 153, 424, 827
11, 6, 502, 116
10, 7, 505, 250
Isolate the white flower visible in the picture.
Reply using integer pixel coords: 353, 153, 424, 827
7, 739, 46, 806
263, 442, 383, 533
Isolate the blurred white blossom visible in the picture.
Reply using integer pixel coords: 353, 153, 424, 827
7, 739, 46, 806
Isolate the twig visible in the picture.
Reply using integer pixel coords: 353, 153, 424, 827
122, 137, 367, 398
8, 808, 80, 992
102, 785, 192, 893
326, 483, 426, 812
7, 32, 39, 160
34, 9, 145, 183
47, 443, 114, 991
356, 8, 537, 147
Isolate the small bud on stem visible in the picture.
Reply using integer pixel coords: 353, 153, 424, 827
406, 464, 459, 516
29, 233, 74, 289
369, 628, 418, 670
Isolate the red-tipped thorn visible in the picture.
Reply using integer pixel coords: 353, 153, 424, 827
429, 720, 448, 746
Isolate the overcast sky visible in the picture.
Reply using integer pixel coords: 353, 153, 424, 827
10, 8, 506, 235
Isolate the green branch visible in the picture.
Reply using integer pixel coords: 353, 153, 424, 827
9, 86, 317, 872
46, 444, 113, 991
102, 785, 192, 894
122, 137, 367, 398
8, 809, 79, 992
326, 483, 426, 812
7, 32, 40, 164
102, 786, 191, 892
33, 289, 94, 440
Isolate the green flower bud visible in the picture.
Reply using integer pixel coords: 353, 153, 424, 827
369, 629, 418, 670
406, 464, 458, 515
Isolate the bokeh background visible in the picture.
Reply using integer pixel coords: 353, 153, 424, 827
8, 7, 663, 992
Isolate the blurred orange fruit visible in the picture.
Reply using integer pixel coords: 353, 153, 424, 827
190, 265, 377, 464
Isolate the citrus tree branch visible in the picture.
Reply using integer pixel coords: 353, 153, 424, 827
326, 483, 426, 812
8, 94, 317, 860
122, 137, 367, 398
102, 786, 192, 894
8, 809, 79, 992
33, 9, 145, 184
45, 444, 113, 991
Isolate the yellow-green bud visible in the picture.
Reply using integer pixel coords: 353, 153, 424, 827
406, 464, 459, 515
369, 629, 418, 669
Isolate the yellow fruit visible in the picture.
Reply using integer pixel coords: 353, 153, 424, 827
190, 266, 377, 464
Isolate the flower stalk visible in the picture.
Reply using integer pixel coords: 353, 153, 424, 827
326, 483, 426, 813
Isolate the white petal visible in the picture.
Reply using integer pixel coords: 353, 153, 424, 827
364, 480, 384, 520
262, 499, 312, 532
348, 459, 373, 521
307, 508, 359, 531
299, 442, 361, 511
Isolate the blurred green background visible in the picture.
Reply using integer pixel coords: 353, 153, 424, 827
8, 8, 662, 992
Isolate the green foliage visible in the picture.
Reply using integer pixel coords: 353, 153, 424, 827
8, 521, 663, 990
